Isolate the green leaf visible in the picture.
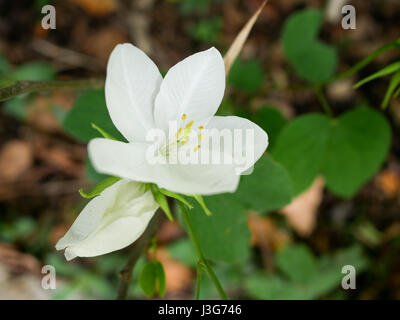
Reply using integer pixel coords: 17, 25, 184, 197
228, 58, 264, 93
0, 53, 11, 74
272, 113, 331, 195
63, 90, 125, 143
139, 261, 157, 297
186, 193, 250, 263
12, 62, 55, 81
168, 239, 197, 268
282, 8, 337, 83
79, 176, 120, 199
276, 244, 317, 283
234, 155, 292, 213
322, 106, 391, 197
354, 60, 400, 88
252, 106, 286, 149
139, 261, 166, 298
154, 261, 166, 298
2, 96, 27, 120
272, 106, 391, 197
188, 17, 222, 43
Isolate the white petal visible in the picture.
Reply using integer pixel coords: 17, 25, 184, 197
106, 43, 162, 142
56, 179, 159, 260
153, 47, 225, 131
88, 138, 239, 195
88, 138, 157, 183
158, 160, 240, 195
206, 116, 269, 174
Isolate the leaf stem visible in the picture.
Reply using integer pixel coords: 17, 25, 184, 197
179, 203, 228, 300
313, 85, 333, 117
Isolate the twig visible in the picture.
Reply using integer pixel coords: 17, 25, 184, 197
116, 210, 161, 300
313, 85, 333, 117
0, 78, 105, 102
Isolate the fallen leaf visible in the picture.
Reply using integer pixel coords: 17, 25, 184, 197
0, 140, 33, 182
375, 168, 400, 197
280, 177, 325, 237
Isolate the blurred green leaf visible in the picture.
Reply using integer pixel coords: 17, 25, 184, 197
272, 106, 390, 197
252, 106, 286, 149
63, 89, 124, 143
322, 106, 391, 197
168, 239, 197, 268
2, 96, 28, 120
188, 17, 222, 43
0, 53, 11, 74
272, 113, 330, 195
186, 193, 250, 263
381, 71, 400, 109
12, 62, 55, 81
139, 261, 166, 298
228, 58, 264, 93
276, 244, 317, 283
234, 155, 292, 213
282, 8, 337, 83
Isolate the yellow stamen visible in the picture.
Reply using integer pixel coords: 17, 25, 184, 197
186, 120, 194, 128
198, 126, 204, 130
178, 128, 183, 136
181, 141, 186, 145
193, 145, 200, 152
199, 134, 203, 141
181, 114, 187, 120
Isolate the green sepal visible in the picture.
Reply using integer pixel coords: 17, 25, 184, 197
188, 194, 211, 216
91, 122, 118, 140
150, 185, 173, 221
159, 188, 193, 209
79, 176, 120, 199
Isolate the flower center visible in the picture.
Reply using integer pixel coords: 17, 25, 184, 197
159, 113, 204, 158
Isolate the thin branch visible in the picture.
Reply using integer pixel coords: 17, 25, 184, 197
116, 210, 161, 300
0, 78, 105, 102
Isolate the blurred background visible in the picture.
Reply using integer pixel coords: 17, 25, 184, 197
0, 0, 400, 299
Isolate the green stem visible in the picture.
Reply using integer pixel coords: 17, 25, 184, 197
179, 203, 228, 300
313, 85, 333, 117
195, 262, 203, 300
330, 38, 400, 83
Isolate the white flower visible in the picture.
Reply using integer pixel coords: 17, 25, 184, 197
88, 44, 268, 195
56, 179, 158, 260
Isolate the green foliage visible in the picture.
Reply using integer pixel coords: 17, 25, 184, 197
228, 58, 264, 93
251, 106, 286, 149
12, 62, 55, 81
63, 90, 125, 143
245, 244, 368, 300
139, 261, 166, 298
188, 17, 222, 43
168, 239, 198, 268
186, 193, 250, 263
234, 155, 292, 213
272, 106, 391, 197
282, 8, 337, 83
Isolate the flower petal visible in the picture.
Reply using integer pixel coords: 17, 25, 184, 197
56, 179, 158, 260
153, 47, 225, 131
206, 116, 269, 174
88, 138, 239, 195
106, 43, 162, 142
88, 138, 157, 183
